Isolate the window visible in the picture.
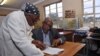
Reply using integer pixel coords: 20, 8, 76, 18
84, 0, 93, 14
45, 2, 63, 18
83, 0, 100, 27
45, 2, 63, 28
45, 6, 50, 17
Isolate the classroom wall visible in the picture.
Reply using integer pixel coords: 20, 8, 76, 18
63, 0, 83, 18
0, 8, 14, 27
35, 0, 83, 29
62, 0, 83, 29
0, 8, 14, 16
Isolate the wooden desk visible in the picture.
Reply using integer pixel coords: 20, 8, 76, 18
45, 42, 85, 56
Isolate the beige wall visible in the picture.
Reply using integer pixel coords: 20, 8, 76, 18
35, 0, 83, 28
0, 7, 17, 16
62, 0, 83, 29
63, 0, 83, 18
0, 9, 12, 16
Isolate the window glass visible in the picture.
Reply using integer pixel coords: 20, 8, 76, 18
84, 8, 93, 14
83, 15, 94, 23
45, 2, 63, 28
50, 9, 56, 13
95, 7, 100, 13
50, 4, 56, 9
46, 14, 49, 17
95, 0, 100, 6
45, 2, 63, 18
95, 14, 100, 21
58, 12, 63, 17
95, 14, 100, 27
45, 10, 50, 17
83, 0, 100, 27
45, 6, 49, 11
57, 2, 62, 8
45, 10, 50, 14
84, 0, 93, 8
57, 8, 62, 13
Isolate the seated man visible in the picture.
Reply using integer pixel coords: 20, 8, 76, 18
32, 17, 66, 47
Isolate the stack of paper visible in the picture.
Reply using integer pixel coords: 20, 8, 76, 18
42, 47, 64, 55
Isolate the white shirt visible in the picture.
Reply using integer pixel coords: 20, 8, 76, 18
42, 30, 51, 47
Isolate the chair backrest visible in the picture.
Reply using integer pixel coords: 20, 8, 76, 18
90, 27, 100, 38
95, 28, 100, 33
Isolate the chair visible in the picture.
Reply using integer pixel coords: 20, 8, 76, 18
89, 27, 100, 53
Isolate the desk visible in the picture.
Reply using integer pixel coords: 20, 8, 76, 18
59, 31, 73, 41
45, 42, 85, 56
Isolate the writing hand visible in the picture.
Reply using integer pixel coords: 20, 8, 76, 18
52, 39, 60, 47
32, 40, 46, 50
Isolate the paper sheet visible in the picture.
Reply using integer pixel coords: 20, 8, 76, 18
59, 32, 64, 35
42, 47, 64, 55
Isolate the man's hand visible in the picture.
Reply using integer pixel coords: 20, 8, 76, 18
32, 40, 46, 50
52, 39, 61, 47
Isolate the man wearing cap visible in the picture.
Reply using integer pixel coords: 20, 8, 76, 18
0, 3, 44, 56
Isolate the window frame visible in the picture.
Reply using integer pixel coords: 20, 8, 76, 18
44, 2, 63, 18
83, 0, 100, 27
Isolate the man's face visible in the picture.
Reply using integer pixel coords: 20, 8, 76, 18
26, 13, 40, 26
47, 21, 53, 29
42, 21, 52, 33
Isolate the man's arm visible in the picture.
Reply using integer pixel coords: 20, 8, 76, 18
54, 29, 66, 43
51, 28, 66, 46
32, 29, 46, 50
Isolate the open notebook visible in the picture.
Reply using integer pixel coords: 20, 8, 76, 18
42, 47, 64, 55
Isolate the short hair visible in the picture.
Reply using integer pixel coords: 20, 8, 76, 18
44, 17, 53, 23
42, 17, 53, 27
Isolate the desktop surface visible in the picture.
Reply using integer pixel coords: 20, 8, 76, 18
45, 41, 85, 56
